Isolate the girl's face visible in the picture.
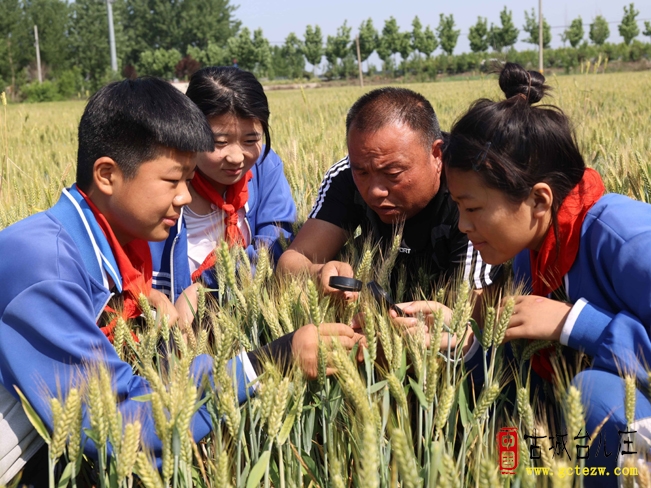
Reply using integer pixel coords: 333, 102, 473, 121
197, 114, 263, 188
446, 168, 551, 265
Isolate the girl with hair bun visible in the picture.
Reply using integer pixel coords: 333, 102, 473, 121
150, 67, 296, 304
444, 62, 651, 486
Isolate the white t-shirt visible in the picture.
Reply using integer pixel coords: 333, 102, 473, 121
184, 205, 251, 274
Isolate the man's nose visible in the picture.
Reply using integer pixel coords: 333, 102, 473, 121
368, 178, 389, 200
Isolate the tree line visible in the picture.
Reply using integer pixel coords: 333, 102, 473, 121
1, 0, 650, 102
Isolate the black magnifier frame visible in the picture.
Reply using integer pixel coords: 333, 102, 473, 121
328, 276, 363, 292
366, 281, 406, 316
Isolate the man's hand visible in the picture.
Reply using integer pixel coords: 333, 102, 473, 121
292, 323, 365, 379
502, 296, 571, 343
147, 288, 179, 327
314, 261, 358, 301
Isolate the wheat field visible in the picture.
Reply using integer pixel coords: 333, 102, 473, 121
1, 71, 651, 487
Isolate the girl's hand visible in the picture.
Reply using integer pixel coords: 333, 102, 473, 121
292, 323, 366, 380
502, 296, 572, 343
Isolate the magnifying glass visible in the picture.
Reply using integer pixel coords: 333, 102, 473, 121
328, 276, 363, 292
366, 281, 405, 316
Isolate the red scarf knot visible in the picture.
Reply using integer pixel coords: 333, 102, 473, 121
190, 169, 253, 282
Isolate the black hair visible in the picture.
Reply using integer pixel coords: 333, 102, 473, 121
185, 66, 272, 162
345, 87, 442, 149
443, 62, 585, 231
76, 77, 214, 191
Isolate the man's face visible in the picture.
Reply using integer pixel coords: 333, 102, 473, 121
104, 149, 195, 245
347, 122, 442, 224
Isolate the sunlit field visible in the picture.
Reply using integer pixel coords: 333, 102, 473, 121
1, 71, 650, 487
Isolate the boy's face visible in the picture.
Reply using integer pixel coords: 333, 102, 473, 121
103, 149, 195, 244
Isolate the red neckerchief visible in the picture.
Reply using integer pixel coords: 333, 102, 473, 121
529, 168, 605, 381
78, 188, 152, 343
189, 169, 253, 281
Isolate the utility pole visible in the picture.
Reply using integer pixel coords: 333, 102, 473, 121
538, 0, 544, 73
106, 0, 118, 73
34, 25, 42, 83
355, 35, 364, 88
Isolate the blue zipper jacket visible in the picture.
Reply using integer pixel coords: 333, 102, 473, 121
0, 186, 256, 467
150, 148, 296, 302
512, 193, 651, 380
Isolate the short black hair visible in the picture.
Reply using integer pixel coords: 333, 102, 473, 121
345, 87, 442, 148
76, 77, 214, 190
185, 66, 272, 162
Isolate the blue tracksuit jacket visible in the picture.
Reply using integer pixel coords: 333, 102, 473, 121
150, 148, 296, 302
0, 185, 255, 464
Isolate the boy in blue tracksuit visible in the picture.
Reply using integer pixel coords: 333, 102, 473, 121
150, 148, 295, 303
0, 77, 360, 484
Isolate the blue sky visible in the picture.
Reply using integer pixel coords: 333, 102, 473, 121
236, 0, 650, 68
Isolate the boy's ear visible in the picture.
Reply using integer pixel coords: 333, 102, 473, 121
92, 157, 121, 196
529, 182, 553, 218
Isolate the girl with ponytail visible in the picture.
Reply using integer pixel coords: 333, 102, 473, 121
444, 62, 651, 487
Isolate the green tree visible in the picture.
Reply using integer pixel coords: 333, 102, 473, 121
137, 48, 182, 78
357, 18, 377, 65
303, 25, 323, 75
436, 14, 460, 55
23, 0, 70, 73
380, 17, 401, 63
420, 26, 438, 58
489, 7, 519, 52
411, 16, 438, 58
124, 0, 239, 65
0, 0, 32, 94
281, 32, 305, 79
644, 21, 651, 40
227, 27, 256, 69
69, 0, 128, 89
187, 41, 229, 67
522, 8, 551, 48
468, 16, 489, 53
618, 3, 640, 45
589, 15, 610, 46
178, 0, 240, 51
252, 28, 272, 78
397, 31, 412, 62
561, 17, 584, 48
325, 20, 351, 77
